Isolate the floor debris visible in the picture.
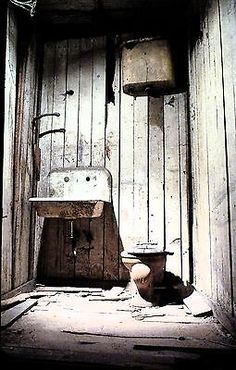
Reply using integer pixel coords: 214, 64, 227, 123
183, 289, 212, 316
1, 286, 235, 369
1, 299, 38, 328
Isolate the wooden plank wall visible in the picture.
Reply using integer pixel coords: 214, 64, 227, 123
13, 34, 39, 290
188, 0, 236, 317
1, 7, 17, 295
36, 37, 190, 284
1, 7, 39, 295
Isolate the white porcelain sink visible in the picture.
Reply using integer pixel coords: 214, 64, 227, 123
29, 166, 112, 218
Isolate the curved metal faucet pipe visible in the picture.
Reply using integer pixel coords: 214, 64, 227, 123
39, 128, 66, 138
32, 112, 60, 126
31, 112, 62, 181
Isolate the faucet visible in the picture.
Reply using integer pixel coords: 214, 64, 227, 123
32, 112, 60, 124
39, 128, 66, 138
32, 112, 66, 181
32, 112, 61, 145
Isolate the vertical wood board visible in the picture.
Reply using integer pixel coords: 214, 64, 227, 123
37, 37, 190, 284
39, 42, 56, 197
219, 0, 236, 314
89, 36, 106, 279
105, 49, 121, 280
164, 94, 182, 277
2, 7, 17, 294
133, 96, 148, 244
206, 0, 231, 309
148, 97, 164, 248
51, 40, 67, 171
64, 39, 81, 169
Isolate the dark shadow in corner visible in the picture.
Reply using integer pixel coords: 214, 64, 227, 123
36, 202, 129, 289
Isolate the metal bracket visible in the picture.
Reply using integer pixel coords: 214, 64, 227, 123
9, 0, 37, 17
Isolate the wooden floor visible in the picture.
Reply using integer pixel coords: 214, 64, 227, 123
1, 284, 236, 369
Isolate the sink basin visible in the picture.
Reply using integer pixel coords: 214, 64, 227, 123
29, 166, 112, 218
29, 199, 105, 218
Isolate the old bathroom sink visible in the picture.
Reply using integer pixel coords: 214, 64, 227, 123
29, 166, 112, 219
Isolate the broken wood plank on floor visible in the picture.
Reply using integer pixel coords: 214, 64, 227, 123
183, 289, 212, 317
1, 299, 37, 329
89, 287, 131, 301
1, 291, 56, 310
133, 344, 234, 354
35, 286, 103, 293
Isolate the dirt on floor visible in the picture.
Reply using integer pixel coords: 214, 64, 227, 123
1, 285, 236, 370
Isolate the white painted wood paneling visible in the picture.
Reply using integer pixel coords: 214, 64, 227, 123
133, 96, 148, 244
64, 39, 81, 168
37, 36, 190, 283
119, 92, 135, 252
39, 42, 56, 197
193, 11, 212, 296
51, 41, 67, 172
90, 36, 106, 279
203, 0, 231, 310
73, 38, 94, 279
164, 95, 182, 277
148, 97, 164, 248
218, 0, 236, 315
188, 0, 236, 320
78, 38, 93, 167
178, 93, 190, 283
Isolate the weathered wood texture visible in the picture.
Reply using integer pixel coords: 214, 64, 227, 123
188, 0, 236, 317
1, 7, 39, 295
13, 33, 39, 289
1, 7, 17, 295
36, 37, 190, 283
1, 299, 37, 329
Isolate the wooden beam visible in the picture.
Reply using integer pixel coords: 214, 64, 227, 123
1, 279, 36, 300
1, 299, 37, 329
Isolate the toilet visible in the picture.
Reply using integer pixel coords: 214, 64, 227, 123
120, 250, 141, 295
121, 242, 174, 306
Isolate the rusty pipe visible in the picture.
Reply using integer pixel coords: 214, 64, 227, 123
32, 112, 61, 181
32, 112, 60, 125
39, 128, 66, 138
